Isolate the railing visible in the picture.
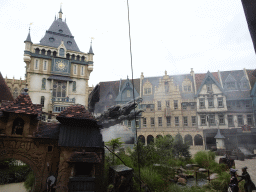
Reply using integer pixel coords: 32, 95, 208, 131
52, 97, 75, 103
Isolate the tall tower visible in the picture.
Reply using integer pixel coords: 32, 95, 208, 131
23, 8, 94, 119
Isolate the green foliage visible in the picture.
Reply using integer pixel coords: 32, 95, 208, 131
139, 166, 165, 192
194, 151, 216, 168
0, 164, 31, 184
24, 171, 35, 191
0, 158, 16, 169
105, 137, 124, 164
208, 171, 230, 192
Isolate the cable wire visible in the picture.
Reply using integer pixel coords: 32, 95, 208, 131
126, 1, 141, 191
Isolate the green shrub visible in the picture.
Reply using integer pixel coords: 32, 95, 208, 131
24, 171, 35, 191
139, 166, 165, 191
194, 151, 215, 168
208, 171, 230, 192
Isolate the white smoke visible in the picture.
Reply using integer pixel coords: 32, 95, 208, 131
101, 124, 134, 143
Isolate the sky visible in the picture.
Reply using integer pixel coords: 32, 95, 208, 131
1, 0, 256, 87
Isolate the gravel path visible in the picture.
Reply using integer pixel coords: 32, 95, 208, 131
0, 182, 28, 192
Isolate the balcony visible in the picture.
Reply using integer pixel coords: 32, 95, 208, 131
52, 97, 75, 103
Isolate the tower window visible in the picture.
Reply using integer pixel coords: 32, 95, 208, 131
73, 81, 76, 92
59, 48, 65, 57
43, 61, 48, 71
73, 65, 77, 75
81, 66, 84, 76
41, 78, 46, 90
41, 96, 45, 107
35, 59, 39, 70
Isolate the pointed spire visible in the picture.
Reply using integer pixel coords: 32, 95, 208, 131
59, 4, 63, 20
24, 27, 32, 43
89, 40, 94, 54
214, 129, 225, 139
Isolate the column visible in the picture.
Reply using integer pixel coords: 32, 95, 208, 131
67, 81, 69, 96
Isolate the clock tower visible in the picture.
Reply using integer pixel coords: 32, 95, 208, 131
23, 8, 94, 120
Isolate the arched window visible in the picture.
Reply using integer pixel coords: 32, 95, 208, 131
194, 134, 203, 145
175, 134, 183, 144
138, 135, 145, 145
41, 78, 46, 90
59, 48, 65, 57
147, 135, 154, 144
73, 81, 76, 92
13, 88, 19, 99
184, 134, 193, 145
12, 118, 24, 135
41, 96, 45, 107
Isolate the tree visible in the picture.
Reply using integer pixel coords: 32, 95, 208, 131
105, 137, 124, 164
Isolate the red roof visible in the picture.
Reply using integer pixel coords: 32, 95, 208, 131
0, 93, 40, 115
0, 72, 13, 102
57, 105, 95, 120
195, 72, 220, 91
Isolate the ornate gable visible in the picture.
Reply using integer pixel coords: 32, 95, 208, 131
196, 71, 224, 96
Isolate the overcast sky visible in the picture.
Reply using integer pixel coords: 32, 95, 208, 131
1, 0, 256, 87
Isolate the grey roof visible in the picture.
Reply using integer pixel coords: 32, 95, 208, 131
39, 18, 80, 52
47, 75, 73, 82
24, 29, 32, 43
89, 42, 94, 54
214, 129, 225, 139
220, 70, 251, 100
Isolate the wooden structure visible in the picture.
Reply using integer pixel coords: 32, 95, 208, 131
0, 90, 104, 192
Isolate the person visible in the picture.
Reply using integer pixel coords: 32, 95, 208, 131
238, 166, 256, 192
46, 175, 56, 192
229, 168, 239, 192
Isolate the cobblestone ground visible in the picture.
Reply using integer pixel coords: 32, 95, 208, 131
234, 157, 256, 185
0, 182, 27, 192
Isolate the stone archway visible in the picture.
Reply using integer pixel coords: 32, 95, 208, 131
138, 135, 145, 145
194, 134, 203, 145
184, 134, 193, 145
0, 151, 42, 192
147, 135, 154, 145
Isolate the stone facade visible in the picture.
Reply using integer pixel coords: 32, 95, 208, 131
94, 68, 256, 152
22, 9, 94, 120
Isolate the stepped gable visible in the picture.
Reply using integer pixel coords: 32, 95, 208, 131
195, 72, 220, 92
34, 122, 60, 139
57, 104, 95, 120
0, 72, 13, 102
0, 93, 39, 115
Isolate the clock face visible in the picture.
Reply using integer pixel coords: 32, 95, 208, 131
52, 58, 70, 75
57, 61, 66, 70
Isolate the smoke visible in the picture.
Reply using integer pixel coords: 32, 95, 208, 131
101, 124, 134, 144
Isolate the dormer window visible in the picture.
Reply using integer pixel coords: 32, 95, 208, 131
127, 90, 131, 97
226, 82, 236, 90
207, 84, 212, 92
59, 48, 65, 57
